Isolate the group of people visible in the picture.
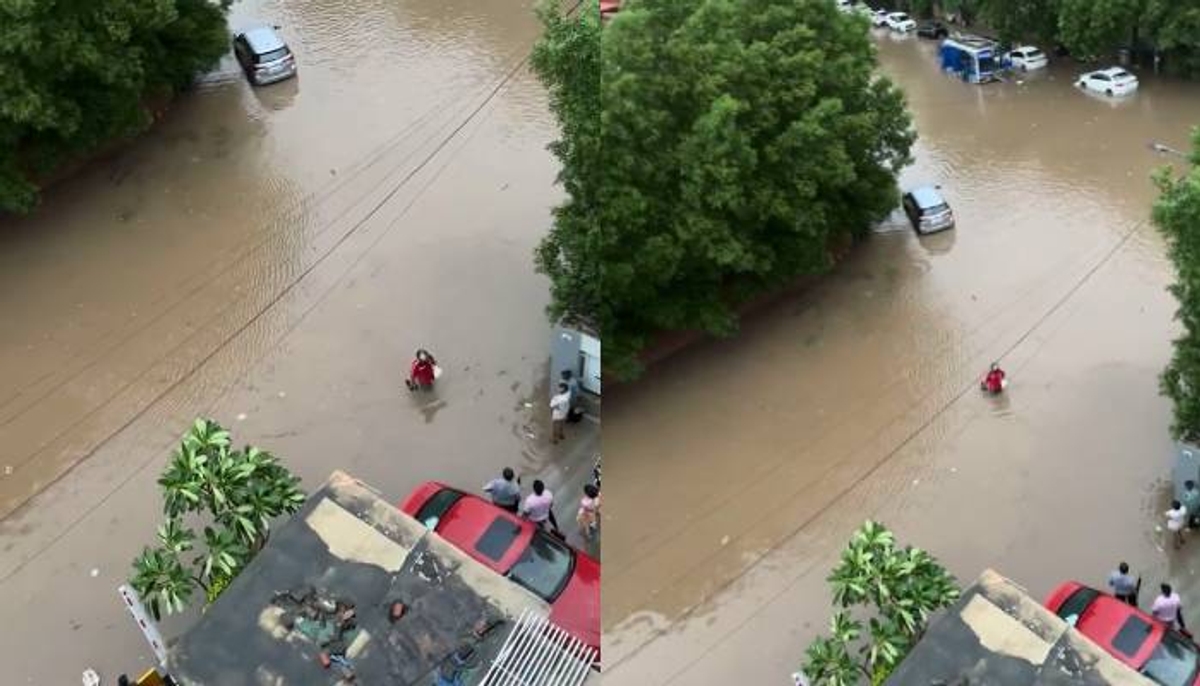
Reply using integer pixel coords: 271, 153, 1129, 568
482, 467, 602, 542
1108, 562, 1189, 633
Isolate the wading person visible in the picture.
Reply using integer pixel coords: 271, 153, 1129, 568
482, 468, 521, 514
1152, 583, 1186, 631
549, 382, 571, 444
561, 369, 583, 424
521, 480, 560, 533
576, 483, 601, 541
1167, 500, 1188, 550
406, 349, 438, 391
1184, 481, 1200, 529
1107, 562, 1139, 606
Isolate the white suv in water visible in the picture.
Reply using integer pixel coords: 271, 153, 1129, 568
1008, 46, 1049, 71
1075, 67, 1139, 97
885, 12, 916, 32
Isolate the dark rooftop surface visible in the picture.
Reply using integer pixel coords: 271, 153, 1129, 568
888, 570, 1154, 686
167, 471, 548, 686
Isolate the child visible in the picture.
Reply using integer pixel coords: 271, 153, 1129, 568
577, 484, 601, 541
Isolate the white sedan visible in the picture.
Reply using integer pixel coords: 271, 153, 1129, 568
885, 11, 916, 32
1008, 46, 1048, 71
1075, 67, 1139, 96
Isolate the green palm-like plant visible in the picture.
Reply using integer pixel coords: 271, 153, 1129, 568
802, 521, 959, 685
130, 418, 306, 618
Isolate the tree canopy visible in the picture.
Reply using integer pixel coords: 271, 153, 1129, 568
533, 0, 914, 379
1155, 129, 1200, 444
0, 0, 231, 213
802, 521, 960, 685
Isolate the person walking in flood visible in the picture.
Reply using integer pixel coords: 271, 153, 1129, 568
521, 479, 560, 533
980, 362, 1007, 394
1167, 500, 1188, 550
549, 382, 571, 444
1107, 562, 1139, 606
482, 467, 521, 514
577, 483, 601, 541
1152, 583, 1186, 631
405, 349, 439, 391
561, 369, 583, 424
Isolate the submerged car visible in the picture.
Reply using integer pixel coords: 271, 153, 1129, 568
232, 26, 297, 86
1008, 45, 1049, 70
871, 9, 891, 27
400, 482, 600, 663
916, 20, 949, 39
1076, 67, 1139, 96
1045, 582, 1200, 686
885, 11, 917, 32
902, 186, 955, 235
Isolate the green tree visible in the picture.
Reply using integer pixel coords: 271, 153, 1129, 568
130, 418, 306, 619
1155, 129, 1200, 444
976, 0, 1059, 44
533, 0, 914, 379
0, 0, 232, 213
1056, 0, 1141, 58
531, 0, 602, 335
1144, 0, 1200, 77
802, 521, 960, 685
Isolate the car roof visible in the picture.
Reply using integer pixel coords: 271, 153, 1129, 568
909, 186, 946, 209
435, 490, 535, 574
241, 26, 286, 53
1015, 45, 1042, 52
1099, 67, 1133, 77
1071, 588, 1164, 669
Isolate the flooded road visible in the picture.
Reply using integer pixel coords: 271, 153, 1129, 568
603, 31, 1198, 683
0, 0, 589, 681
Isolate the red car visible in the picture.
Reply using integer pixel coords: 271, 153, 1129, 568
1045, 581, 1200, 686
400, 482, 600, 663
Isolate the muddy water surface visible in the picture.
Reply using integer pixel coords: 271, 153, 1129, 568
0, 0, 580, 681
604, 32, 1197, 682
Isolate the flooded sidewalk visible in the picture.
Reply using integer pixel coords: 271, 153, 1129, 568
603, 32, 1194, 682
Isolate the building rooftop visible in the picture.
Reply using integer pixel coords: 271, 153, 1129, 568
887, 569, 1154, 686
167, 471, 559, 685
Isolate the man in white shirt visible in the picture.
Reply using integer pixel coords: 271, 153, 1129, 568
549, 382, 571, 444
521, 479, 560, 533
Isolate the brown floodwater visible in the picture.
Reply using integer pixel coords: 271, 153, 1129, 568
0, 0, 593, 681
603, 31, 1200, 683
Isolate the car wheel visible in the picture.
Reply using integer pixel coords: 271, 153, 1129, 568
1105, 89, 1113, 96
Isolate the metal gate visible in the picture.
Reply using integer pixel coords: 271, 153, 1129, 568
478, 609, 597, 686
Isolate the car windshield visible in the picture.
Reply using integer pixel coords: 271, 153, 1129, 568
257, 47, 289, 64
894, 13, 909, 20
1112, 70, 1132, 79
1028, 49, 1045, 58
414, 488, 463, 530
508, 530, 575, 602
925, 203, 950, 215
1054, 587, 1099, 625
1141, 631, 1200, 686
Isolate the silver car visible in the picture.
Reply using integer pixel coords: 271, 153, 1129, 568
232, 26, 297, 86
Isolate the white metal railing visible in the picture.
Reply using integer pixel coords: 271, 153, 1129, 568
478, 609, 597, 686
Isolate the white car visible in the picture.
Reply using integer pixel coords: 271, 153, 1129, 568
885, 11, 916, 32
871, 9, 890, 27
1075, 67, 1139, 96
1008, 46, 1048, 71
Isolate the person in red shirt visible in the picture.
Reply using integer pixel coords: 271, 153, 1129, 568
406, 349, 438, 391
981, 362, 1006, 394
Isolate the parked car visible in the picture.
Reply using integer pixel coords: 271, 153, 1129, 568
871, 9, 891, 27
1076, 67, 1139, 96
902, 186, 955, 235
916, 20, 949, 39
885, 11, 917, 32
400, 482, 600, 662
1008, 45, 1049, 70
232, 26, 296, 86
1045, 582, 1200, 686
